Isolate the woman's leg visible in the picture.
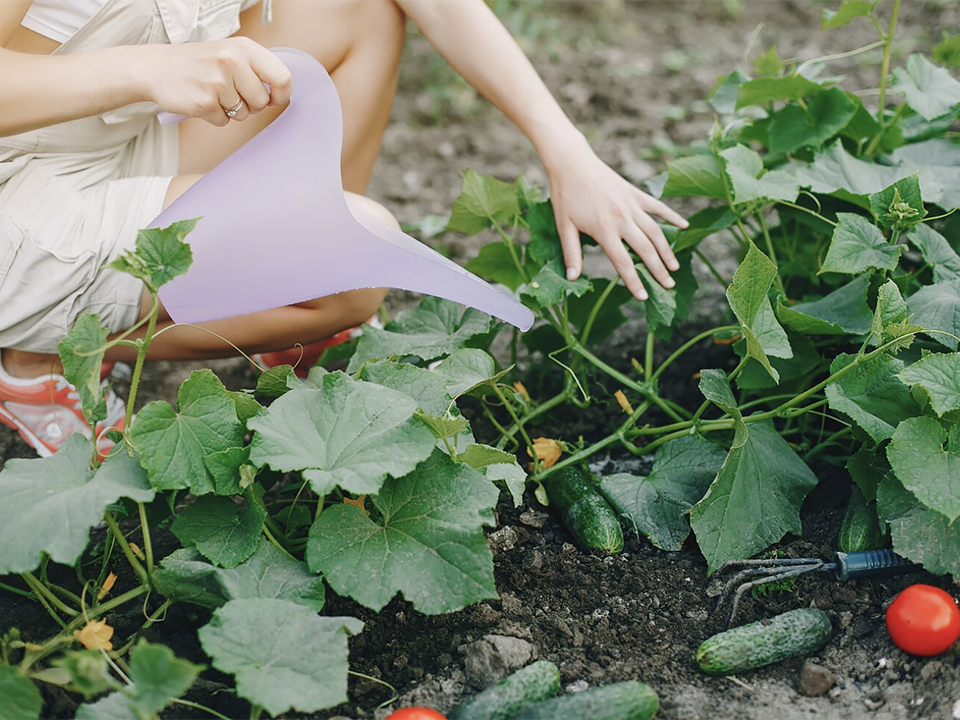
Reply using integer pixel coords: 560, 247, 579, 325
178, 0, 406, 193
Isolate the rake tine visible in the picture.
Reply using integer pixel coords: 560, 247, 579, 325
712, 559, 822, 611
726, 563, 826, 627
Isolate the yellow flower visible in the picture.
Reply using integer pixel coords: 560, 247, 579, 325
527, 437, 562, 470
513, 381, 531, 402
614, 390, 634, 415
97, 572, 118, 601
74, 620, 114, 651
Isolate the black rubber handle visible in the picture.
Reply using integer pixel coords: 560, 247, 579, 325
834, 550, 924, 581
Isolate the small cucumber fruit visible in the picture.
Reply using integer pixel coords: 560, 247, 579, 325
541, 466, 623, 554
448, 660, 560, 720
838, 487, 886, 553
696, 608, 833, 676
508, 680, 658, 720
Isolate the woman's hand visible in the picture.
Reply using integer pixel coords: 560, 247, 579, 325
139, 37, 292, 126
546, 137, 688, 301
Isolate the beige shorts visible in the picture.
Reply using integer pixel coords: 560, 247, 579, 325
0, 0, 264, 353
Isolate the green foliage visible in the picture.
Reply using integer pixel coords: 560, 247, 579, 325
108, 218, 196, 294
198, 600, 362, 716
0, 666, 42, 720
58, 315, 110, 426
170, 496, 266, 569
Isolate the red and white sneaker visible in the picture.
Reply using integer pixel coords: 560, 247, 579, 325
0, 352, 126, 458
252, 315, 382, 378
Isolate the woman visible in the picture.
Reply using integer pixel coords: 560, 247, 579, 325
0, 0, 687, 457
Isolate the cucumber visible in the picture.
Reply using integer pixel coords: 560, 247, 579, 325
838, 487, 886, 553
507, 681, 658, 720
696, 608, 833, 676
540, 466, 623, 554
448, 660, 560, 720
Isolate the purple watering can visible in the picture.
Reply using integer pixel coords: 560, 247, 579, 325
153, 47, 534, 331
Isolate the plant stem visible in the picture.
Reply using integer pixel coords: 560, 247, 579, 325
494, 385, 574, 450
137, 503, 154, 574
650, 325, 740, 383
492, 385, 536, 462
694, 249, 729, 288
262, 524, 298, 562
124, 293, 160, 427
103, 513, 150, 588
21, 573, 78, 618
0, 580, 32, 599
756, 212, 784, 292
580, 278, 618, 346
775, 200, 837, 227
875, 0, 902, 123
171, 699, 234, 720
20, 575, 69, 627
644, 332, 655, 379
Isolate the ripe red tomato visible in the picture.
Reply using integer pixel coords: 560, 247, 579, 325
885, 584, 960, 656
384, 708, 448, 720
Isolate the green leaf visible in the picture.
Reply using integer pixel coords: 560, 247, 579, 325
752, 45, 783, 76
736, 75, 823, 109
229, 391, 263, 424
661, 154, 727, 200
204, 445, 251, 496
130, 370, 244, 494
820, 213, 900, 274
899, 353, 960, 416
52, 652, 111, 701
907, 280, 960, 350
0, 438, 153, 573
75, 693, 136, 720
58, 314, 109, 426
726, 242, 792, 382
794, 140, 915, 202
153, 543, 326, 611
708, 69, 748, 115
690, 421, 818, 575
308, 450, 499, 613
433, 349, 503, 398
870, 279, 913, 349
768, 88, 858, 155
348, 297, 494, 371
520, 258, 591, 307
127, 641, 202, 719
824, 353, 919, 443
107, 219, 196, 293
526, 201, 563, 263
933, 34, 960, 68
720, 145, 799, 204
255, 364, 298, 400
877, 473, 960, 575
485, 462, 527, 508
0, 667, 42, 720
417, 412, 470, 441
171, 496, 265, 568
822, 0, 878, 29
699, 369, 745, 446
887, 416, 960, 521
908, 224, 960, 283
669, 206, 737, 252
459, 443, 516, 469
891, 54, 960, 121
846, 445, 887, 501
598, 436, 726, 551
869, 175, 927, 232
198, 599, 363, 716
777, 274, 874, 335
249, 372, 436, 496
447, 170, 521, 235
735, 333, 824, 391
465, 242, 531, 291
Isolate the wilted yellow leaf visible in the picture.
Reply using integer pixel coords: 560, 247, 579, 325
527, 437, 562, 470
97, 572, 118, 601
614, 389, 634, 414
74, 620, 114, 651
513, 381, 531, 402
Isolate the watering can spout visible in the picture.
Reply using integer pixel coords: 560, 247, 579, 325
153, 47, 535, 332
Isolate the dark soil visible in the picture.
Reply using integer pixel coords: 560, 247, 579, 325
2, 2, 959, 719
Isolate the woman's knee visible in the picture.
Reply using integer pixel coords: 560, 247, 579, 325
346, 192, 401, 232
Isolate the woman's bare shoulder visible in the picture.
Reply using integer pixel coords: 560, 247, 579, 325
1, 1, 34, 48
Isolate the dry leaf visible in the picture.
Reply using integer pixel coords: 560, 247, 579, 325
527, 437, 562, 470
74, 620, 114, 651
97, 572, 118, 601
343, 494, 369, 515
614, 390, 634, 414
513, 381, 531, 402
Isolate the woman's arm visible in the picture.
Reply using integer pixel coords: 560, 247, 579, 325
0, 3, 291, 137
396, 0, 687, 300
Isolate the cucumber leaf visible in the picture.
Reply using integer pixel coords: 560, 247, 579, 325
891, 54, 960, 121
778, 273, 873, 335
126, 642, 202, 719
307, 450, 499, 613
447, 170, 520, 235
825, 353, 919, 443
107, 219, 196, 293
58, 314, 109, 426
690, 420, 818, 575
877, 473, 960, 575
907, 280, 960, 350
887, 416, 960, 522
820, 213, 901, 275
720, 145, 799, 204
822, 1, 878, 29
0, 437, 153, 574
661, 154, 727, 200
198, 599, 363, 716
170, 496, 265, 569
735, 76, 823, 109
899, 353, 960, 416
249, 372, 436, 496
0, 667, 42, 720
599, 435, 726, 551
520, 258, 592, 307
908, 224, 960, 283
